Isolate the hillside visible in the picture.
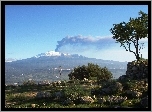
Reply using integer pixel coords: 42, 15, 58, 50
4, 58, 148, 109
5, 52, 127, 85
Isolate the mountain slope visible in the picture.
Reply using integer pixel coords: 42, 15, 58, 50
5, 51, 127, 85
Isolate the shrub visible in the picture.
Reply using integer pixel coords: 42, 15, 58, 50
68, 63, 113, 81
68, 65, 89, 80
97, 67, 113, 84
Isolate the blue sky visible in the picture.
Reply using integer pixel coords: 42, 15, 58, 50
5, 5, 148, 62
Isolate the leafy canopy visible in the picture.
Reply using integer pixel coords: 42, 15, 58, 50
68, 63, 113, 81
110, 11, 148, 61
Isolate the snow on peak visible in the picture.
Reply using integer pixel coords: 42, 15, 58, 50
45, 51, 61, 56
34, 51, 71, 58
62, 52, 71, 56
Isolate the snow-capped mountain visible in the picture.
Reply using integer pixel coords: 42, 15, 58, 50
5, 51, 84, 63
34, 51, 71, 58
5, 50, 127, 85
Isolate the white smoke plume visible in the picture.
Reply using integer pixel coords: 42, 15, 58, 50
54, 35, 148, 61
55, 35, 115, 52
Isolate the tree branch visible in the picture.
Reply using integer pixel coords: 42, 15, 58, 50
120, 41, 136, 57
128, 42, 137, 57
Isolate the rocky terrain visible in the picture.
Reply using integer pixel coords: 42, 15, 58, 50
4, 59, 149, 109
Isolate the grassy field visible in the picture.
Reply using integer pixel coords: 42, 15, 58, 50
5, 78, 147, 109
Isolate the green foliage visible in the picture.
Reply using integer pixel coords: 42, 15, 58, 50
5, 75, 148, 108
87, 63, 102, 77
101, 79, 117, 88
133, 58, 148, 64
68, 65, 89, 80
120, 98, 141, 108
97, 67, 113, 83
64, 85, 83, 97
68, 63, 113, 81
110, 11, 148, 61
99, 80, 123, 95
120, 80, 136, 90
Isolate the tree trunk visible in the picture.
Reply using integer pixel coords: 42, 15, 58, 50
136, 35, 140, 61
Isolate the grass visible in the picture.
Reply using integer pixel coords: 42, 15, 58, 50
5, 78, 148, 108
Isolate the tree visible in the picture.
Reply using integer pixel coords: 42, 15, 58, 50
87, 63, 102, 77
97, 67, 113, 84
68, 63, 113, 81
110, 11, 148, 61
68, 65, 89, 80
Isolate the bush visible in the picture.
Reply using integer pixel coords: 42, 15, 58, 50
97, 67, 113, 84
68, 63, 113, 81
68, 65, 89, 80
99, 80, 123, 95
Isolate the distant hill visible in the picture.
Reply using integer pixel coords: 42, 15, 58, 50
5, 51, 127, 85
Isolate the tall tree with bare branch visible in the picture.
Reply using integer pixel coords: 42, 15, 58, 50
110, 11, 148, 61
